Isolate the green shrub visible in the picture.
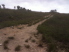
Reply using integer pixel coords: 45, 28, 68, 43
38, 44, 43, 47
8, 37, 14, 40
4, 34, 6, 35
4, 45, 8, 50
15, 45, 21, 51
47, 43, 57, 52
25, 39, 28, 42
3, 40, 9, 50
31, 39, 36, 43
24, 45, 30, 48
3, 40, 9, 44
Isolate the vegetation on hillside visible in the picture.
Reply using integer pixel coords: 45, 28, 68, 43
0, 4, 49, 28
37, 13, 69, 52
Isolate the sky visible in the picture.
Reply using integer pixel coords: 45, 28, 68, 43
0, 0, 69, 13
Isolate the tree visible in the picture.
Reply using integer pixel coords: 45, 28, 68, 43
17, 6, 20, 10
2, 4, 5, 9
50, 9, 57, 13
22, 8, 26, 11
14, 6, 16, 9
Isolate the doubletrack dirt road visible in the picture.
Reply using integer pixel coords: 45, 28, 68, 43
0, 19, 47, 52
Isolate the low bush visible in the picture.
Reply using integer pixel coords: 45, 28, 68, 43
25, 39, 28, 42
8, 37, 14, 40
3, 40, 9, 50
24, 45, 30, 48
15, 45, 21, 51
3, 45, 8, 50
38, 44, 43, 47
3, 40, 9, 44
31, 39, 36, 43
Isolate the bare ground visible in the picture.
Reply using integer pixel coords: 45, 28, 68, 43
0, 19, 47, 52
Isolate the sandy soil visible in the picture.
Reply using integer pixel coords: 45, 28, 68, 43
0, 19, 47, 52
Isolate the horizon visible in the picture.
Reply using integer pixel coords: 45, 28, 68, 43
0, 0, 69, 13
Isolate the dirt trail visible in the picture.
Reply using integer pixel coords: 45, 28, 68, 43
0, 19, 47, 52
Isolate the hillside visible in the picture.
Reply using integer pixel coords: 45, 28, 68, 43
37, 13, 69, 52
0, 8, 50, 52
0, 9, 48, 28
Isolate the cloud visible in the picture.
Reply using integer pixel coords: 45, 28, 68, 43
0, 0, 69, 13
